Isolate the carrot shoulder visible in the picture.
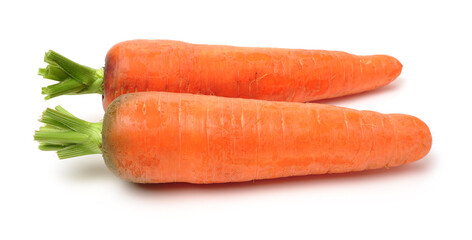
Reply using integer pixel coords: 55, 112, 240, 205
38, 40, 402, 109
34, 92, 431, 184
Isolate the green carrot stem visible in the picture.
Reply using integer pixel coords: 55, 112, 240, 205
41, 78, 86, 100
38, 65, 70, 81
34, 131, 90, 145
38, 144, 67, 151
57, 142, 102, 159
34, 106, 103, 159
39, 50, 104, 100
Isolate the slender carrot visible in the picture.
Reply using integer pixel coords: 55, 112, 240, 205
34, 92, 431, 184
39, 40, 402, 109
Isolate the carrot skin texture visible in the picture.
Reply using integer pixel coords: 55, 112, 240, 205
102, 92, 431, 184
102, 40, 402, 109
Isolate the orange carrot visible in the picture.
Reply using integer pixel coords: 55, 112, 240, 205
34, 92, 430, 184
39, 40, 402, 109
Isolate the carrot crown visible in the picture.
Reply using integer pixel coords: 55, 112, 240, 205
38, 51, 104, 100
34, 106, 103, 159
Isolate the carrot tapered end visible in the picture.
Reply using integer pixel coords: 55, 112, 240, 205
388, 114, 432, 166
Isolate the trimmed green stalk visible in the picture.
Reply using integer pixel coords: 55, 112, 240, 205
38, 50, 104, 100
34, 106, 103, 159
38, 65, 70, 81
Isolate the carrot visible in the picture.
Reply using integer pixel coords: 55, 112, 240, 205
34, 92, 431, 184
39, 40, 402, 109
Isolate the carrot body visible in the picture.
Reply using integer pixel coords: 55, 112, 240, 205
101, 92, 430, 184
102, 40, 402, 109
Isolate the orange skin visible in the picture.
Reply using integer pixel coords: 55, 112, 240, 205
102, 92, 431, 184
102, 40, 402, 109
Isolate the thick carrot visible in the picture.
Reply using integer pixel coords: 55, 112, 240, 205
34, 92, 431, 184
39, 40, 402, 109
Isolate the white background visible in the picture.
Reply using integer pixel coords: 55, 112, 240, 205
1, 0, 470, 239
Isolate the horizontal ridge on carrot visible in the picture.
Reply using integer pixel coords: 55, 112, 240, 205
39, 40, 402, 109
34, 92, 431, 184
